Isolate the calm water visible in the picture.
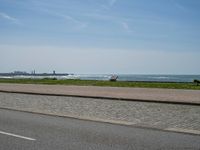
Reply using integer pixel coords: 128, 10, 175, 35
74, 74, 200, 82
1, 74, 200, 82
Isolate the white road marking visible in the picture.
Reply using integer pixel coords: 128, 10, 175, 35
0, 130, 36, 141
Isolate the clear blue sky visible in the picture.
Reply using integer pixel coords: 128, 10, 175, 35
0, 0, 200, 74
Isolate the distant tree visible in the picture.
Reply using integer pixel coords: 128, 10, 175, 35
193, 79, 200, 86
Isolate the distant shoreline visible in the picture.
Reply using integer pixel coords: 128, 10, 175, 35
0, 73, 70, 76
0, 74, 199, 83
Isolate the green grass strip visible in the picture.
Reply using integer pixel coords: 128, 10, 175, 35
0, 78, 200, 90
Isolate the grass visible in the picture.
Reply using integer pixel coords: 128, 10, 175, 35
0, 78, 200, 90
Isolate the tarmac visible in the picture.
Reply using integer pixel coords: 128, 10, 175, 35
0, 83, 200, 105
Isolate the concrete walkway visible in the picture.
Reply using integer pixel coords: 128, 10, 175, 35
0, 83, 200, 105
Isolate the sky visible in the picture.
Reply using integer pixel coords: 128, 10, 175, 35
0, 0, 200, 74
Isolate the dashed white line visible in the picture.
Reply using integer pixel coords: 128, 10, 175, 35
0, 130, 36, 141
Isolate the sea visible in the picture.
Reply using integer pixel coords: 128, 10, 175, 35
1, 74, 200, 83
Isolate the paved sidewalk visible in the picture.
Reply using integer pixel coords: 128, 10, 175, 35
0, 83, 200, 105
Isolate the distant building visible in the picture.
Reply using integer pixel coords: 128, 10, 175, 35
31, 70, 36, 75
13, 71, 28, 75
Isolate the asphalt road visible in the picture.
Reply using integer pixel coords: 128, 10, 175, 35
0, 109, 200, 150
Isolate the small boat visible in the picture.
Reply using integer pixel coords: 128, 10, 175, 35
109, 75, 118, 81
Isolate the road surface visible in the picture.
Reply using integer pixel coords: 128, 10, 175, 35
0, 109, 200, 150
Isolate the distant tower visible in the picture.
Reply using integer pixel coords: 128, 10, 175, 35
53, 70, 56, 75
32, 70, 36, 75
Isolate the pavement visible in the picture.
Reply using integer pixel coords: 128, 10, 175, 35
0, 83, 200, 105
0, 83, 200, 136
1, 108, 200, 150
1, 92, 200, 135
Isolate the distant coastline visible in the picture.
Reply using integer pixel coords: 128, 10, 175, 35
0, 72, 200, 83
0, 73, 69, 76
